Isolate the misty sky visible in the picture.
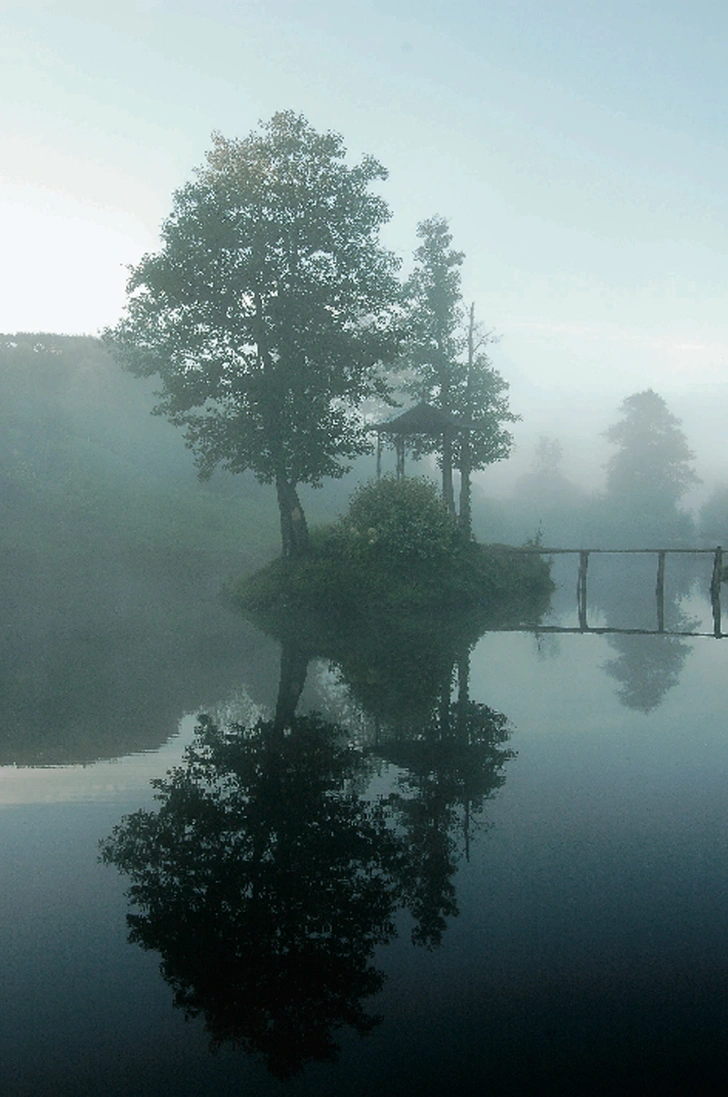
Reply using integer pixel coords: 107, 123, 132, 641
2, 0, 727, 489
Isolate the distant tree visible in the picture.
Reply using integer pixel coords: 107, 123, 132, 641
533, 436, 563, 477
104, 111, 401, 557
604, 390, 699, 518
699, 484, 728, 545
401, 217, 517, 528
515, 437, 569, 504
514, 437, 588, 528
603, 632, 692, 712
589, 552, 696, 710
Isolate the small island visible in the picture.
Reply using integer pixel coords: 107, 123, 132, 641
230, 476, 553, 645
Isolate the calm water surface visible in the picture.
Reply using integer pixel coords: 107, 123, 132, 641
2, 565, 727, 1096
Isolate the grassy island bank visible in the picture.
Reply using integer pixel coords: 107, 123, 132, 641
229, 478, 553, 637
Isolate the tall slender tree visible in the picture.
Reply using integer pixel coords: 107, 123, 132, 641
402, 217, 517, 530
402, 216, 464, 513
453, 303, 518, 534
105, 112, 401, 557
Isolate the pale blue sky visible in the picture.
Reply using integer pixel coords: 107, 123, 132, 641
2, 0, 727, 485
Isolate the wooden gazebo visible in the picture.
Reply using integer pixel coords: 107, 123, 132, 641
373, 402, 470, 479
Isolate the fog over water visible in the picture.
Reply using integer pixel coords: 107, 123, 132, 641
3, 566, 728, 1094
3, 5, 728, 1093
2, 333, 727, 1090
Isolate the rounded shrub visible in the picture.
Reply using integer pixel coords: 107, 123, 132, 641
339, 476, 461, 562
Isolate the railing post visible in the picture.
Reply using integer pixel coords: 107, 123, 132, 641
656, 551, 666, 632
577, 551, 589, 630
711, 545, 723, 638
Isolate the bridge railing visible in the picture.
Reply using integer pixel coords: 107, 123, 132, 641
489, 545, 724, 638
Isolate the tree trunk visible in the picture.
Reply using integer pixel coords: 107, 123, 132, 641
275, 475, 309, 557
458, 439, 472, 537
457, 302, 476, 536
442, 431, 455, 516
274, 638, 310, 731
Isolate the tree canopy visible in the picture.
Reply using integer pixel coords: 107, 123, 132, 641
105, 111, 401, 556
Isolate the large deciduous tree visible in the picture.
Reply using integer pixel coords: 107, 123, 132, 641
104, 111, 401, 556
401, 217, 517, 530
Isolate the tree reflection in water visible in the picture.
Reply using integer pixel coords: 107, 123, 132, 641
101, 632, 515, 1077
591, 556, 698, 713
101, 713, 401, 1079
602, 631, 693, 712
376, 675, 513, 948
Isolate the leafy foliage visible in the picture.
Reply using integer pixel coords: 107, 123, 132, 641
232, 472, 553, 628
101, 694, 515, 1066
340, 475, 461, 562
381, 698, 514, 947
403, 215, 465, 402
105, 111, 402, 555
101, 714, 401, 1078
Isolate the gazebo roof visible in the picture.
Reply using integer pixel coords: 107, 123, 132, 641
374, 401, 471, 436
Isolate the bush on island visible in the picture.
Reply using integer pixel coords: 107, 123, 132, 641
332, 476, 462, 563
231, 476, 553, 629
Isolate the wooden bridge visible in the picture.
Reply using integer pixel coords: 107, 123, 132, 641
493, 545, 725, 639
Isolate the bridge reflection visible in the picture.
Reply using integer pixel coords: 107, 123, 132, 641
491, 545, 724, 638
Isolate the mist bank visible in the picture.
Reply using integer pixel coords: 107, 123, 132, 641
479, 367, 728, 514
2, 334, 723, 759
467, 384, 723, 550
2, 334, 722, 568
0, 334, 283, 762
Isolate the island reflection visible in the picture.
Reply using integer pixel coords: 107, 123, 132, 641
101, 616, 516, 1079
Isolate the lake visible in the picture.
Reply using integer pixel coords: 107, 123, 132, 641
2, 555, 727, 1096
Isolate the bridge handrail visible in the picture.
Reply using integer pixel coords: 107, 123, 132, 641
488, 546, 723, 555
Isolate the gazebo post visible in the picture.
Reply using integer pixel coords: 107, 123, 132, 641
396, 436, 405, 478
374, 402, 476, 502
